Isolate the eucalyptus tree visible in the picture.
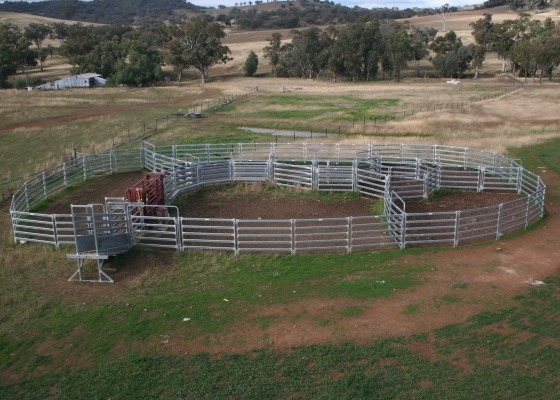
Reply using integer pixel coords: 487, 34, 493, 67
530, 19, 560, 82
263, 32, 284, 76
71, 36, 128, 77
0, 23, 37, 82
111, 41, 163, 86
488, 19, 516, 72
430, 30, 473, 77
24, 23, 52, 51
0, 23, 23, 85
279, 27, 329, 79
509, 17, 560, 82
435, 3, 453, 32
328, 19, 382, 81
381, 21, 414, 81
410, 26, 437, 77
470, 13, 494, 78
166, 17, 231, 84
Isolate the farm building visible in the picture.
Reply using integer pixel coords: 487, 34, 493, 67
38, 73, 106, 90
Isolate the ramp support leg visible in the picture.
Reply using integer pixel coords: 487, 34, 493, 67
67, 255, 113, 283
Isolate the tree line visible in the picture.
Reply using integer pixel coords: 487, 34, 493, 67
262, 12, 560, 82
2, 12, 560, 88
475, 0, 560, 11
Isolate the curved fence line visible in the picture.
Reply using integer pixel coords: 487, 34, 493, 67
10, 142, 546, 253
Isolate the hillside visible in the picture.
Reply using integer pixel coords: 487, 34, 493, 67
0, 11, 99, 28
0, 0, 206, 24
0, 0, 433, 26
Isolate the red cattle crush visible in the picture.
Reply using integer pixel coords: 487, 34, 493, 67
125, 173, 165, 215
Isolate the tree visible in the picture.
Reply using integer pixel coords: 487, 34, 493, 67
432, 45, 473, 78
430, 30, 461, 55
410, 26, 437, 77
111, 41, 163, 86
328, 19, 382, 81
36, 47, 49, 72
279, 27, 329, 79
470, 14, 494, 78
530, 20, 560, 82
381, 22, 414, 82
24, 23, 52, 50
263, 32, 284, 76
489, 19, 516, 72
430, 31, 472, 77
164, 38, 190, 82
243, 50, 259, 76
166, 17, 231, 84
0, 23, 23, 86
72, 37, 127, 77
435, 3, 452, 32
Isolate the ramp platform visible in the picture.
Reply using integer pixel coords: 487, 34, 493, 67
66, 203, 132, 283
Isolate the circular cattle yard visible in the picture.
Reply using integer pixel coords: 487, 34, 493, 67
38, 172, 522, 220
9, 148, 558, 359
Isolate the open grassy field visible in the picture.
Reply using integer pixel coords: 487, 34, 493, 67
1, 7, 560, 398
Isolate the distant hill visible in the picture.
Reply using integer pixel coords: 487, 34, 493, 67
1, 0, 547, 30
0, 0, 443, 26
0, 0, 207, 24
0, 11, 101, 28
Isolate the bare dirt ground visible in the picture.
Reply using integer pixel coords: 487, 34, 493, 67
33, 169, 560, 355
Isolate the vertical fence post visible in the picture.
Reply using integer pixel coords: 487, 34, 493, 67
454, 210, 460, 247
111, 149, 117, 173
291, 219, 296, 255
230, 158, 235, 184
400, 213, 407, 250
83, 155, 88, 181
63, 162, 68, 189
347, 216, 352, 254
525, 196, 531, 228
539, 182, 546, 218
516, 166, 523, 194
234, 219, 239, 255
52, 214, 59, 250
312, 159, 318, 190
42, 172, 47, 200
352, 159, 358, 192
496, 204, 503, 240
478, 167, 485, 192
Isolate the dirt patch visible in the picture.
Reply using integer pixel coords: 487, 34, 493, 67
405, 191, 522, 213
38, 171, 146, 214
175, 184, 373, 219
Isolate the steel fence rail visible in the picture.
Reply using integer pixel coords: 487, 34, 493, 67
10, 142, 546, 253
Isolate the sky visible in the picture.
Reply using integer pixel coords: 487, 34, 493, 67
14, 0, 478, 9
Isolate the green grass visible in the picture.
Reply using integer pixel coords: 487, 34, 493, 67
1, 274, 559, 398
216, 93, 401, 132
507, 137, 560, 174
